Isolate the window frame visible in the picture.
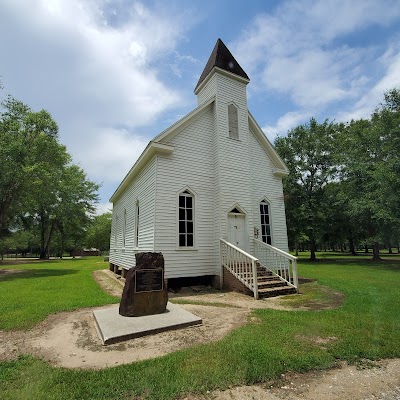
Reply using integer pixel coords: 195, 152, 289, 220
134, 200, 139, 249
228, 102, 239, 140
176, 188, 196, 250
114, 214, 119, 250
122, 209, 127, 250
259, 200, 273, 245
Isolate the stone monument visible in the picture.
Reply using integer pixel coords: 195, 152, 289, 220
119, 252, 168, 317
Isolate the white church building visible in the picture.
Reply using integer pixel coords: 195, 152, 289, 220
109, 39, 298, 299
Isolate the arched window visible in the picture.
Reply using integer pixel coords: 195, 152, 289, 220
178, 190, 194, 247
114, 215, 119, 249
228, 103, 239, 139
135, 201, 139, 248
260, 200, 272, 245
122, 209, 127, 248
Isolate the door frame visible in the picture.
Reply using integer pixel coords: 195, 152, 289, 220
226, 203, 248, 251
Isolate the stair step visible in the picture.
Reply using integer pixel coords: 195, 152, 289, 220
239, 270, 273, 276
256, 275, 278, 281
258, 286, 297, 298
257, 280, 286, 289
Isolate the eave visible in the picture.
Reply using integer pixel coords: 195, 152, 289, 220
194, 67, 249, 95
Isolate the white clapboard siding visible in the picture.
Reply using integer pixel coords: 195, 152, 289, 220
249, 130, 289, 251
155, 107, 217, 278
197, 74, 218, 106
211, 74, 254, 252
109, 157, 156, 269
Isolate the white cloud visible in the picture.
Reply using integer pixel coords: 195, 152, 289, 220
95, 202, 113, 216
76, 127, 148, 182
169, 51, 200, 78
233, 0, 400, 111
263, 111, 311, 142
335, 44, 400, 122
0, 0, 192, 193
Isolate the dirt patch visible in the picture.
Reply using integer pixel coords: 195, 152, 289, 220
0, 259, 44, 265
1, 269, 399, 398
0, 303, 249, 369
187, 359, 400, 400
0, 269, 338, 370
0, 269, 25, 275
0, 269, 398, 399
279, 281, 345, 311
295, 334, 339, 350
92, 269, 124, 297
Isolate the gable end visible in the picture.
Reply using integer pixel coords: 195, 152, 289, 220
248, 112, 289, 176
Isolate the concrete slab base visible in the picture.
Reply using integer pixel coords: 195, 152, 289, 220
93, 302, 202, 345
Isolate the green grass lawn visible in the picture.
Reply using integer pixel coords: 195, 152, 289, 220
0, 255, 399, 399
0, 257, 119, 330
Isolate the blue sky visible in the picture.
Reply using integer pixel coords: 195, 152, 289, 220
1, 0, 400, 213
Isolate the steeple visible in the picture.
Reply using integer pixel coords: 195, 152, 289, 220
194, 38, 249, 93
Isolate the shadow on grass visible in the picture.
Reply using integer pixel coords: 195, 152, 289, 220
298, 257, 400, 271
0, 268, 78, 282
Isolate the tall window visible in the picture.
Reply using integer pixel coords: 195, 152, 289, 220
114, 215, 118, 248
228, 103, 239, 139
135, 201, 139, 247
260, 201, 272, 245
122, 209, 127, 248
178, 190, 194, 247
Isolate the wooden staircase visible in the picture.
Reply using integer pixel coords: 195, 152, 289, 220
236, 264, 297, 298
254, 265, 297, 298
220, 238, 299, 299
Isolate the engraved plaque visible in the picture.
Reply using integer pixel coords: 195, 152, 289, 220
135, 268, 163, 293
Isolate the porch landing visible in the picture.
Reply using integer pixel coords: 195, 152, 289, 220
93, 303, 202, 345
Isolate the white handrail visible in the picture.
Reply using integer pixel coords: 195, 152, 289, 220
219, 239, 258, 261
253, 238, 299, 290
220, 238, 259, 299
254, 239, 297, 261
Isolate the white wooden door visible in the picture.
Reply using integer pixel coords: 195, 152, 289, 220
227, 214, 246, 250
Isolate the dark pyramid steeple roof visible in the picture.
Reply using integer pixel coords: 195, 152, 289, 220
194, 38, 249, 92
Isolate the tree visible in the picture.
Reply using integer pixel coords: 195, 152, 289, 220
0, 91, 100, 258
0, 95, 59, 237
85, 212, 112, 253
31, 164, 99, 259
275, 118, 339, 261
338, 89, 400, 259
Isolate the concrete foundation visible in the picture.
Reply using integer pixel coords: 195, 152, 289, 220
93, 303, 202, 345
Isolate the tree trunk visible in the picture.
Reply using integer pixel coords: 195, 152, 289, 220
372, 242, 381, 260
40, 217, 56, 259
364, 244, 369, 253
388, 242, 393, 254
295, 240, 299, 257
349, 236, 357, 256
309, 239, 317, 261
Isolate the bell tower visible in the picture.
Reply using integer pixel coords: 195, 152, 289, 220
195, 39, 253, 248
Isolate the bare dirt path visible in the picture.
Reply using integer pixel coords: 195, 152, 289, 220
1, 269, 399, 399
186, 359, 400, 400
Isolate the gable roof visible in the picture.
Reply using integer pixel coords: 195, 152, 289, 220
194, 38, 249, 92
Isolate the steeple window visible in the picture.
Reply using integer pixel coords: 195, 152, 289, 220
228, 104, 239, 139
